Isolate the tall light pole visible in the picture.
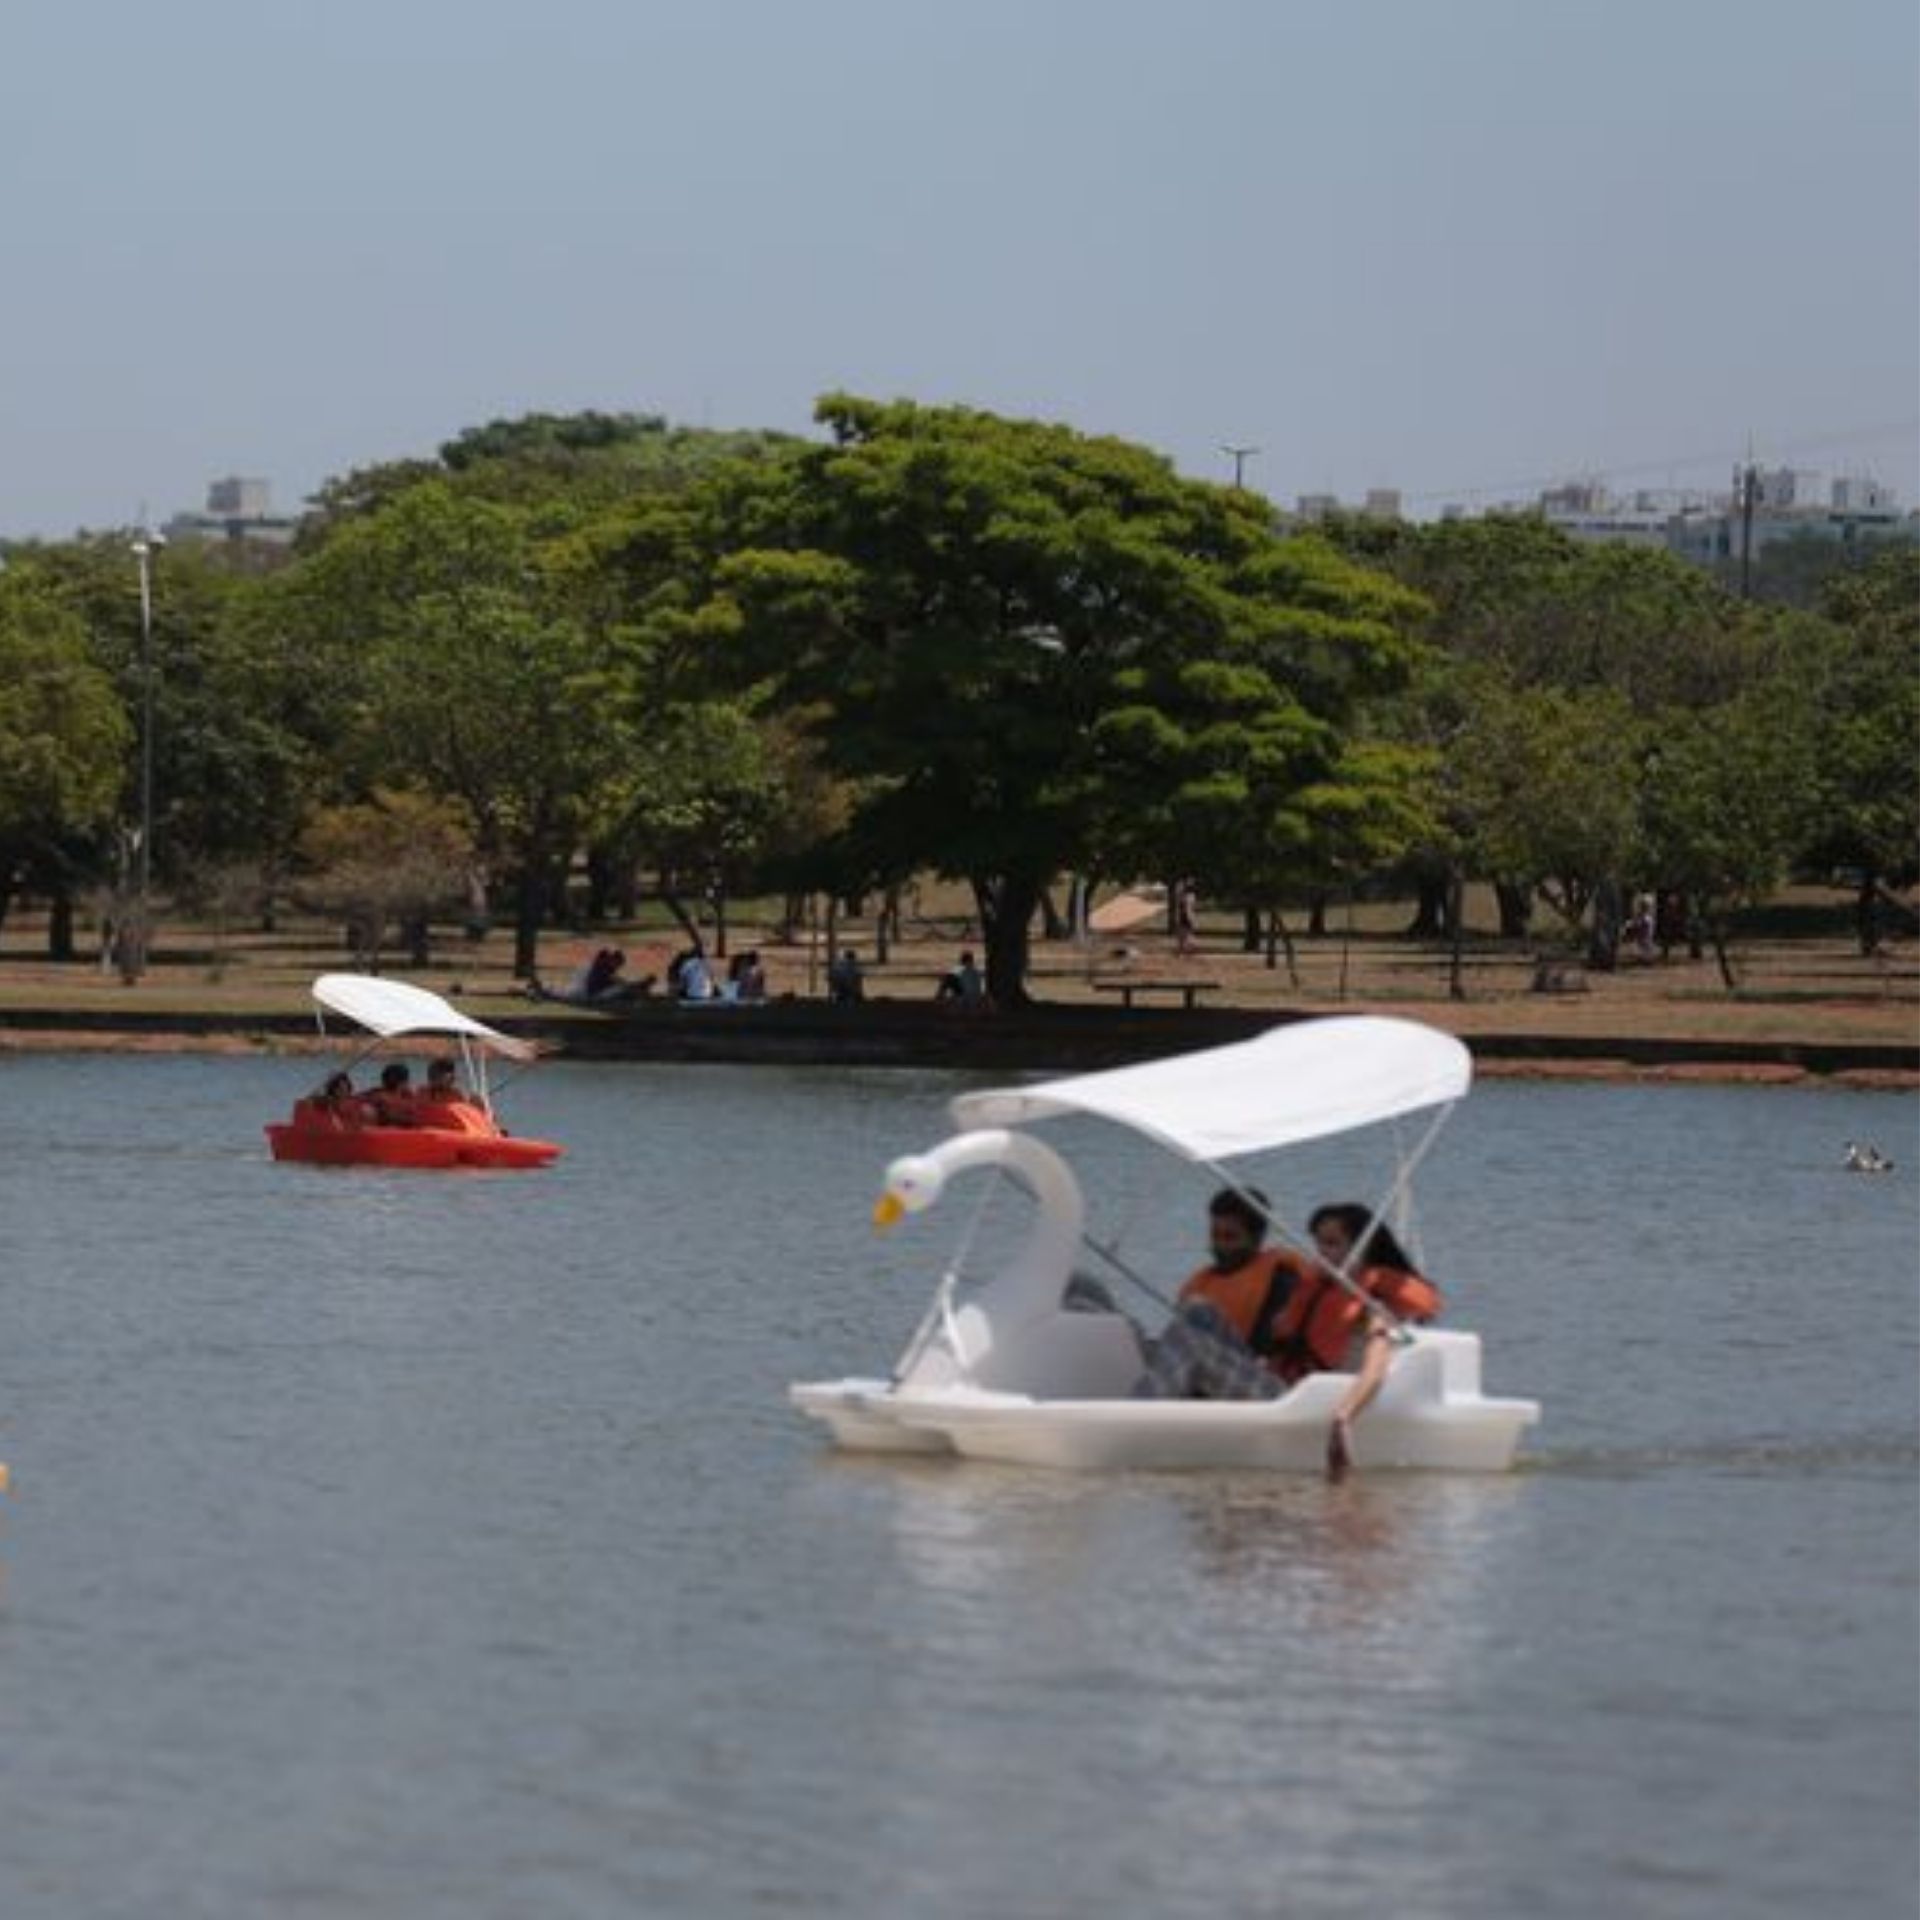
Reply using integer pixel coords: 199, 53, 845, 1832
1221, 443, 1260, 490
128, 530, 164, 979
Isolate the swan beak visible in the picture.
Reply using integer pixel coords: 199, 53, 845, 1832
872, 1192, 906, 1232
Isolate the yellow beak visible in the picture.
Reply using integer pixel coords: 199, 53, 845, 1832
872, 1192, 906, 1232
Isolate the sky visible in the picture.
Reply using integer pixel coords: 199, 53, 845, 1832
2, 0, 1915, 535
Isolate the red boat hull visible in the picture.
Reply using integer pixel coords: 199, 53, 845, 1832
266, 1099, 561, 1170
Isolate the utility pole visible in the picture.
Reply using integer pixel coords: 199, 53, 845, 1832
1220, 443, 1260, 490
1737, 460, 1758, 600
127, 529, 165, 980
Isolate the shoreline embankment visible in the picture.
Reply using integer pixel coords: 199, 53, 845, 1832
0, 1000, 1913, 1088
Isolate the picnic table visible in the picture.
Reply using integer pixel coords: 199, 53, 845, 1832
1091, 979, 1221, 1011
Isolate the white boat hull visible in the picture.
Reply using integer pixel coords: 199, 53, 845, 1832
792, 1331, 1539, 1474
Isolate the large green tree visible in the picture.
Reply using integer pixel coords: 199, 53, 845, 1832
0, 568, 130, 939
1798, 549, 1920, 948
700, 396, 1423, 1003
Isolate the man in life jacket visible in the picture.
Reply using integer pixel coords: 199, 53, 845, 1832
365, 1061, 419, 1126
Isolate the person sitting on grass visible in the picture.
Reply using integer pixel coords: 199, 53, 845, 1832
827, 947, 865, 1005
935, 950, 988, 1008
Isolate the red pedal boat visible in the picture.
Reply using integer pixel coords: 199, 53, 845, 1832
267, 974, 562, 1171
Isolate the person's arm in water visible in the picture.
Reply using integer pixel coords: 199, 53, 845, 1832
1326, 1317, 1395, 1477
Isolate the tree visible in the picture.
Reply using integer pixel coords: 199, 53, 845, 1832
279, 485, 632, 974
1639, 682, 1818, 984
701, 397, 1423, 1003
296, 788, 476, 971
0, 569, 130, 941
1798, 549, 1920, 949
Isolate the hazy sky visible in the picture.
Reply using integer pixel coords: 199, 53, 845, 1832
3, 0, 1915, 534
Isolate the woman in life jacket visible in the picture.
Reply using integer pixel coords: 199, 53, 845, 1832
1294, 1204, 1443, 1474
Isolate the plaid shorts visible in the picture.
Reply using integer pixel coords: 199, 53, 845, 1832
1132, 1301, 1285, 1401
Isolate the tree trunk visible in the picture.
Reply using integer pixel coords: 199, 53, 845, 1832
1038, 887, 1068, 942
512, 865, 545, 978
711, 887, 728, 961
1586, 877, 1621, 973
659, 885, 704, 951
1494, 880, 1532, 940
404, 914, 431, 969
1856, 871, 1882, 956
1242, 905, 1262, 954
1407, 873, 1449, 940
874, 885, 901, 965
48, 885, 76, 963
974, 873, 1040, 1007
1708, 911, 1739, 990
584, 846, 615, 923
1447, 872, 1466, 1002
1265, 909, 1300, 987
1306, 889, 1328, 938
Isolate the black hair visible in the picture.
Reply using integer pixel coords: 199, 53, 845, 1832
1308, 1203, 1416, 1274
380, 1063, 410, 1088
1207, 1186, 1270, 1239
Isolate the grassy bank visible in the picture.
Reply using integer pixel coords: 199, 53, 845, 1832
0, 886, 1913, 1084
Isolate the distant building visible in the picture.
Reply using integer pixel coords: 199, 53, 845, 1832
164, 476, 299, 552
1528, 469, 1915, 569
1831, 473, 1896, 513
1291, 489, 1401, 523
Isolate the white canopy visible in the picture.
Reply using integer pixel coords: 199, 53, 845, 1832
312, 974, 537, 1061
949, 1015, 1471, 1162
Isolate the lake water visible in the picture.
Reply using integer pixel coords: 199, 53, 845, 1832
0, 1052, 1913, 1919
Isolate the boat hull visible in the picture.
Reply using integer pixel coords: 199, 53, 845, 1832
266, 1112, 560, 1170
792, 1332, 1539, 1473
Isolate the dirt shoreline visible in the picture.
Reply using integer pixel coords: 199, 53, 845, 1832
1, 1005, 1912, 1089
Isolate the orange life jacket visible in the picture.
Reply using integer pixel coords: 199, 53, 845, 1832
1264, 1264, 1443, 1384
1180, 1249, 1315, 1365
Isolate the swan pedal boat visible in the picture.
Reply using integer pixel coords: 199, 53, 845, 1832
791, 1015, 1539, 1473
266, 974, 561, 1171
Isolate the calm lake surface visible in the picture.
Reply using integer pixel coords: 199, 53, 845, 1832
0, 1052, 1913, 1919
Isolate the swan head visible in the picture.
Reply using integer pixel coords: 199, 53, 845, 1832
873, 1152, 945, 1231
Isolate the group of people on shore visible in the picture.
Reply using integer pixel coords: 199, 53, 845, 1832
667, 947, 768, 1003
532, 942, 995, 1010
828, 947, 989, 1008
309, 1058, 474, 1127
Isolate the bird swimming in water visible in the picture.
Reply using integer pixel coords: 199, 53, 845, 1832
1842, 1140, 1895, 1174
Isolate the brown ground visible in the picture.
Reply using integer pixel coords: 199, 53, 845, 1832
0, 885, 1914, 1082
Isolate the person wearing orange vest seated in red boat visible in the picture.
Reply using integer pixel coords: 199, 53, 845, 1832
364, 1061, 420, 1126
303, 1070, 365, 1128
422, 1055, 477, 1108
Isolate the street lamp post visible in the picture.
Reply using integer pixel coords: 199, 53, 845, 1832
127, 531, 164, 980
1221, 443, 1260, 490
